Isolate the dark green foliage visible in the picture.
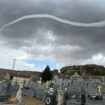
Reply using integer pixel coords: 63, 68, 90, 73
31, 76, 37, 82
10, 76, 13, 81
41, 65, 53, 82
52, 69, 58, 75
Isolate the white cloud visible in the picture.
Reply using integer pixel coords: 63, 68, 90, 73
82, 53, 105, 66
0, 0, 105, 70
14, 60, 35, 71
0, 45, 35, 71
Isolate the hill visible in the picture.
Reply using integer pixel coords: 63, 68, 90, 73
60, 64, 105, 76
0, 68, 41, 78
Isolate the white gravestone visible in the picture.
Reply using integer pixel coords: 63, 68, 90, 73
97, 85, 102, 95
16, 83, 23, 104
57, 89, 63, 105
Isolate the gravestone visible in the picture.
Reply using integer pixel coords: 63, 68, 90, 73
16, 83, 23, 105
22, 79, 45, 101
85, 79, 96, 94
0, 77, 13, 101
81, 86, 86, 105
63, 88, 69, 105
45, 88, 57, 105
57, 89, 63, 105
64, 77, 86, 105
97, 85, 102, 95
6, 81, 14, 97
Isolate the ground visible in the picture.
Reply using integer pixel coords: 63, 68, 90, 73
22, 96, 44, 105
0, 96, 44, 105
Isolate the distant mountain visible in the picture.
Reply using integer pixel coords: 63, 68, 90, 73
0, 68, 41, 78
1, 64, 105, 78
60, 64, 105, 76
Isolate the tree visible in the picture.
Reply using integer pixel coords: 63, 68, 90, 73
41, 65, 53, 82
30, 76, 37, 82
52, 69, 58, 75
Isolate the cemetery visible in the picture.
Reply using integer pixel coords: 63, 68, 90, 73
0, 71, 105, 105
1, 0, 105, 104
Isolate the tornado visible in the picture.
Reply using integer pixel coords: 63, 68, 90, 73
0, 14, 105, 32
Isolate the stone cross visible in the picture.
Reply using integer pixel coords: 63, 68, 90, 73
46, 81, 49, 88
39, 77, 42, 84
16, 83, 23, 104
97, 85, 102, 95
57, 89, 63, 105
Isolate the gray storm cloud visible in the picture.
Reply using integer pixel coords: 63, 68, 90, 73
1, 14, 105, 33
0, 0, 105, 66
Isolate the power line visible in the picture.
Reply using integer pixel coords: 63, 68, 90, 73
12, 58, 17, 70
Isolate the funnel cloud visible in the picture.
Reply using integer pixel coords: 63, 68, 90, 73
1, 14, 105, 32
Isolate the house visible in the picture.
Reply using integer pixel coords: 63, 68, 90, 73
10, 71, 41, 86
0, 68, 41, 86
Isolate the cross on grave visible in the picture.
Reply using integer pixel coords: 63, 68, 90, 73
16, 83, 23, 104
97, 85, 102, 95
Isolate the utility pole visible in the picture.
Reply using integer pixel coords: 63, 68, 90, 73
12, 58, 16, 70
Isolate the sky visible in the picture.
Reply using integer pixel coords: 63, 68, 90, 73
0, 0, 105, 71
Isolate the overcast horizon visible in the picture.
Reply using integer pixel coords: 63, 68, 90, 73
0, 0, 105, 71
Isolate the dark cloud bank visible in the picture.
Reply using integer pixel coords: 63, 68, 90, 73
0, 0, 105, 65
